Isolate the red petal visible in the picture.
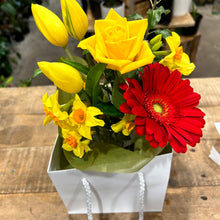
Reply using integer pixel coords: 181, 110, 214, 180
135, 116, 146, 125
132, 106, 148, 117
180, 108, 205, 117
168, 134, 187, 153
127, 98, 140, 108
145, 133, 154, 142
149, 139, 160, 148
159, 125, 168, 148
119, 103, 132, 114
135, 125, 145, 136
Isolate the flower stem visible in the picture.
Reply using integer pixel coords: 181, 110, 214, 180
64, 46, 73, 60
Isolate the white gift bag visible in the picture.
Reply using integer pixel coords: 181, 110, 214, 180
47, 137, 173, 214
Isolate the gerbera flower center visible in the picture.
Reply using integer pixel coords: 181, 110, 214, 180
65, 136, 77, 149
73, 108, 86, 124
153, 103, 163, 113
144, 93, 174, 124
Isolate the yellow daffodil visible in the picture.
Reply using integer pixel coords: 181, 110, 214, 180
159, 32, 195, 76
78, 9, 154, 74
42, 91, 68, 127
38, 62, 84, 94
31, 4, 68, 47
62, 128, 91, 158
111, 114, 135, 136
69, 94, 105, 139
61, 0, 88, 41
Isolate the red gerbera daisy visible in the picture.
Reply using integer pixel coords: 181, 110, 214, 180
119, 62, 205, 153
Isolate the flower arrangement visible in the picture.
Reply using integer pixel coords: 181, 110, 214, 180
32, 0, 205, 173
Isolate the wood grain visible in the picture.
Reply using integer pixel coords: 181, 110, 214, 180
0, 186, 220, 220
0, 86, 55, 114
0, 146, 55, 194
0, 114, 57, 148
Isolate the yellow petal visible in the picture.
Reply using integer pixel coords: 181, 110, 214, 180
72, 94, 87, 111
79, 124, 92, 140
111, 120, 126, 133
120, 41, 155, 74
87, 106, 103, 116
38, 62, 84, 94
43, 116, 53, 126
166, 32, 180, 52
105, 8, 123, 20
127, 19, 148, 59
78, 36, 96, 58
104, 36, 137, 60
31, 4, 68, 47
61, 0, 88, 40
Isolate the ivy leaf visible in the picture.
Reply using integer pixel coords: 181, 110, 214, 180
127, 13, 143, 20
154, 29, 172, 39
147, 6, 170, 29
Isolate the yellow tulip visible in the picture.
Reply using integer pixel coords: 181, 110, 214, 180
60, 0, 88, 41
159, 32, 195, 76
38, 62, 84, 94
31, 4, 68, 47
78, 9, 155, 74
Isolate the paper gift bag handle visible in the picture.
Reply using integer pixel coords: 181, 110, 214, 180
81, 172, 146, 220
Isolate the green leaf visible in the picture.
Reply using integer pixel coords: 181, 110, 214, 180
127, 13, 144, 20
112, 72, 125, 109
60, 58, 89, 75
147, 6, 170, 29
96, 103, 123, 118
63, 135, 169, 173
154, 29, 172, 39
86, 63, 107, 105
1, 3, 16, 16
32, 68, 42, 78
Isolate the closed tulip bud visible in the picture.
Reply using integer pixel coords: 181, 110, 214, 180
38, 62, 84, 94
32, 4, 68, 47
60, 0, 88, 41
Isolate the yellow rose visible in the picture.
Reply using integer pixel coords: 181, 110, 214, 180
78, 9, 154, 74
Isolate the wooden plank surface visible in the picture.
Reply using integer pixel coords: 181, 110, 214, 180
1, 186, 220, 220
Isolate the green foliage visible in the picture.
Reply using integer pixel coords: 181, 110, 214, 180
0, 75, 13, 88
127, 13, 144, 20
85, 63, 107, 105
147, 6, 170, 30
0, 0, 48, 81
63, 132, 172, 173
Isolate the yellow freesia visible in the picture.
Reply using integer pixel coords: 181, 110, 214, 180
42, 91, 68, 127
78, 9, 154, 74
62, 128, 91, 158
159, 32, 195, 76
38, 62, 84, 94
61, 0, 88, 41
111, 114, 135, 136
31, 4, 68, 47
69, 94, 105, 139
